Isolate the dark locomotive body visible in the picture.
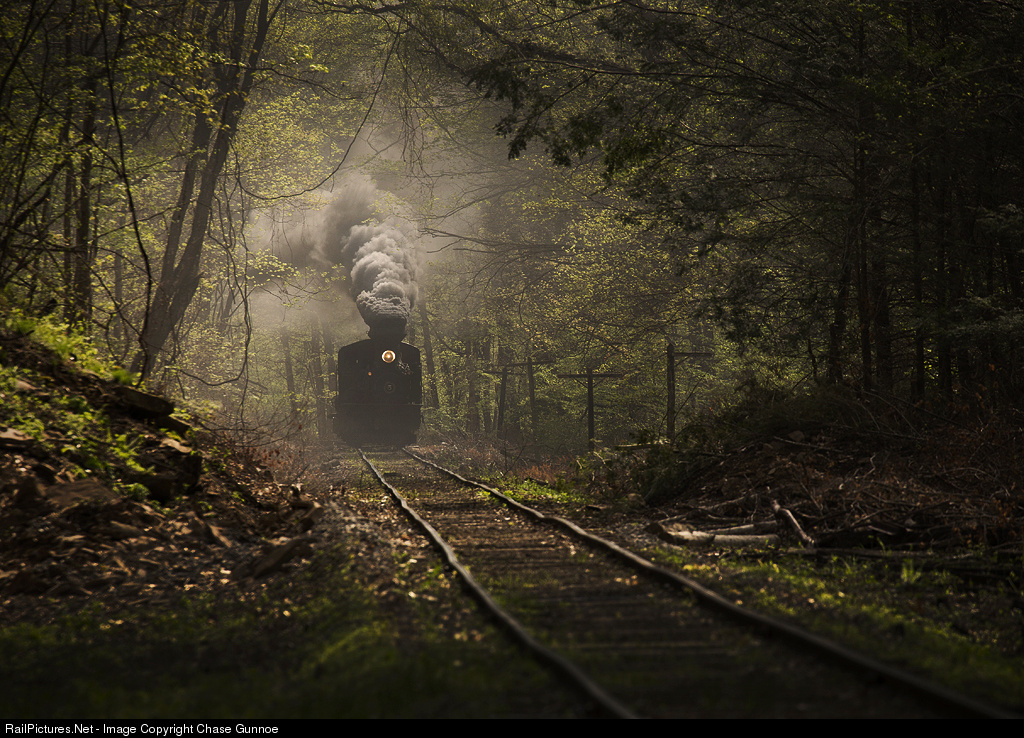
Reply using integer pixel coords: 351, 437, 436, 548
334, 337, 421, 446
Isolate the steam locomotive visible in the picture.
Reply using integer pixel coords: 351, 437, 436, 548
334, 336, 422, 447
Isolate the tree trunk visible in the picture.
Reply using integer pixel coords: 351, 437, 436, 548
418, 298, 439, 409
132, 0, 273, 379
68, 75, 98, 327
310, 323, 327, 438
281, 327, 298, 417
827, 241, 852, 383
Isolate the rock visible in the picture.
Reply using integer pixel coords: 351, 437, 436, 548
130, 436, 204, 502
95, 520, 148, 540
159, 415, 193, 435
160, 437, 193, 455
12, 476, 50, 510
235, 536, 313, 579
45, 479, 119, 510
129, 471, 180, 504
31, 462, 58, 483
295, 502, 323, 533
0, 428, 34, 449
186, 512, 233, 547
115, 385, 175, 419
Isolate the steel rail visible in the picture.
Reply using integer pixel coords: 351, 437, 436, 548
356, 449, 638, 719
405, 448, 1020, 720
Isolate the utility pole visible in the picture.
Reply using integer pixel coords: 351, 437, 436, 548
666, 341, 713, 444
483, 358, 554, 436
558, 368, 623, 451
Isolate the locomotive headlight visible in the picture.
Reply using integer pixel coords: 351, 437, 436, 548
381, 350, 396, 363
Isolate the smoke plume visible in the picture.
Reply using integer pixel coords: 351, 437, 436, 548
340, 223, 418, 339
252, 177, 419, 340
320, 184, 419, 341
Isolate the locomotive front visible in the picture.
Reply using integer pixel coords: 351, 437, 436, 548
334, 336, 422, 446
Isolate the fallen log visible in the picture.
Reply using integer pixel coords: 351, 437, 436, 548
772, 499, 815, 546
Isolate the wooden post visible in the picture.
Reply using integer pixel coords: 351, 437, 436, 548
587, 369, 596, 451
497, 366, 508, 433
467, 347, 480, 433
483, 358, 552, 439
557, 369, 623, 452
527, 356, 537, 433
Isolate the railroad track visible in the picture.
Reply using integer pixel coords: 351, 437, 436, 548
353, 447, 1017, 719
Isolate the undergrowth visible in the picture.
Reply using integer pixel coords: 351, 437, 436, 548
1, 308, 132, 382
646, 546, 1024, 711
605, 383, 1024, 508
0, 536, 568, 718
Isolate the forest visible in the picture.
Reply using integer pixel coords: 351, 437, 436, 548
3, 0, 1024, 453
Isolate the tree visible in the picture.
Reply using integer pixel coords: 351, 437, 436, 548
130, 0, 282, 379
391, 0, 1024, 406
